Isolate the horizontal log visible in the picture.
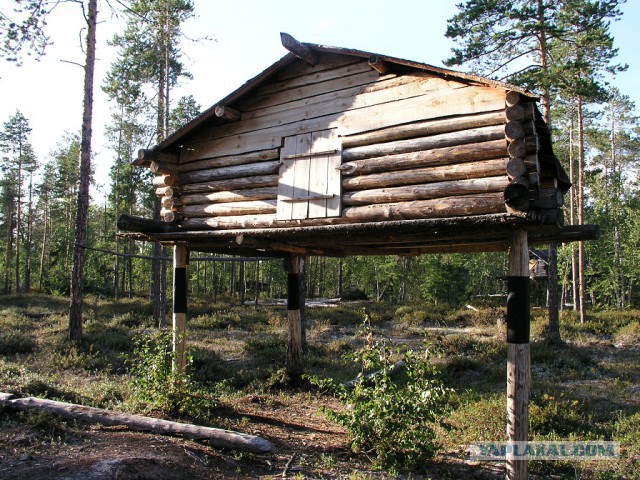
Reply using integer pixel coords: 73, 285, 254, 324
505, 121, 525, 142
368, 56, 391, 74
507, 137, 538, 159
161, 196, 181, 209
507, 158, 527, 180
180, 160, 281, 185
342, 158, 510, 191
0, 393, 274, 453
181, 174, 279, 194
342, 110, 506, 148
343, 176, 509, 206
214, 105, 241, 121
505, 103, 534, 123
181, 187, 277, 206
134, 149, 179, 167
529, 172, 540, 188
161, 209, 181, 223
181, 200, 277, 218
155, 186, 175, 197
150, 161, 178, 175
180, 148, 279, 172
342, 192, 506, 222
181, 193, 507, 230
182, 214, 278, 230
341, 139, 507, 176
505, 91, 522, 107
342, 124, 505, 161
152, 174, 178, 187
504, 176, 531, 212
117, 214, 180, 233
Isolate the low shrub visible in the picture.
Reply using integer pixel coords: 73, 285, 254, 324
0, 330, 36, 355
314, 323, 452, 473
127, 331, 216, 417
614, 320, 640, 346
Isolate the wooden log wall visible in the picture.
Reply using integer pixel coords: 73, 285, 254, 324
145, 53, 555, 229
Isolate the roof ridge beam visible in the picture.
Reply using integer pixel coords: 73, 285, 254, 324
280, 32, 317, 66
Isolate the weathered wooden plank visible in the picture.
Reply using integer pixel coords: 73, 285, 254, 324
183, 86, 507, 161
180, 148, 279, 171
342, 125, 505, 162
277, 52, 361, 81
341, 110, 505, 148
341, 139, 507, 176
181, 200, 277, 218
308, 131, 331, 218
180, 187, 277, 206
291, 133, 312, 220
256, 60, 373, 96
237, 70, 380, 113
242, 73, 461, 121
343, 176, 509, 206
179, 160, 280, 185
212, 74, 463, 141
342, 158, 510, 191
182, 175, 279, 194
277, 136, 297, 220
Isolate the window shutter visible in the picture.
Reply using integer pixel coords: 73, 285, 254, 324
277, 130, 342, 220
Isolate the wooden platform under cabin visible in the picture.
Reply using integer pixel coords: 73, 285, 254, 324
119, 35, 596, 255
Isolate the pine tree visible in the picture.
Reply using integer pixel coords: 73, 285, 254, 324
550, 0, 625, 323
107, 0, 195, 323
0, 110, 37, 293
69, 0, 98, 341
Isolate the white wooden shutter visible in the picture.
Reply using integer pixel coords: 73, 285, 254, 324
276, 130, 342, 220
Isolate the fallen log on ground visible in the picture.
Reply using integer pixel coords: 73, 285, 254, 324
0, 392, 274, 454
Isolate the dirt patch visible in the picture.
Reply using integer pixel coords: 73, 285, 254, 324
0, 394, 509, 480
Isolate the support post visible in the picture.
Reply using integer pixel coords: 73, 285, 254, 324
506, 229, 530, 480
173, 244, 188, 374
285, 256, 304, 382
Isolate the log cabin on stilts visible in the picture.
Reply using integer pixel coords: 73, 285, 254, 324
118, 34, 599, 479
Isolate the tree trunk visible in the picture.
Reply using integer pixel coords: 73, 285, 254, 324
24, 171, 33, 292
69, 0, 97, 342
4, 200, 13, 294
577, 96, 587, 324
15, 132, 22, 294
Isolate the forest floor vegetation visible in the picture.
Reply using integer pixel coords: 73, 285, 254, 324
0, 294, 638, 479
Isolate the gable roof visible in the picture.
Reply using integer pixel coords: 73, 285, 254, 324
151, 34, 536, 156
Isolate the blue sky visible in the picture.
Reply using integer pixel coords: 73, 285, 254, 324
0, 0, 637, 198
